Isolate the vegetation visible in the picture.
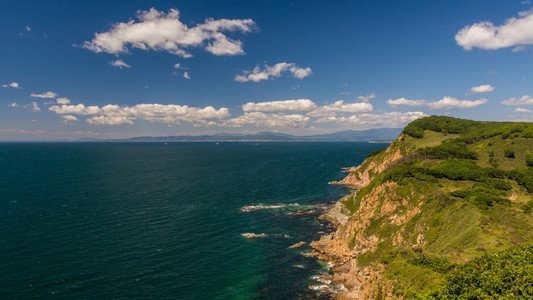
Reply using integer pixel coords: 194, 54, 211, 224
421, 246, 533, 299
366, 147, 387, 159
343, 116, 533, 298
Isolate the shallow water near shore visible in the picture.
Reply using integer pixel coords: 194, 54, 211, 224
0, 142, 381, 299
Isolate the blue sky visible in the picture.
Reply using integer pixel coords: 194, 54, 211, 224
1, 0, 532, 140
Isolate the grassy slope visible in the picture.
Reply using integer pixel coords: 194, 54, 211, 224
345, 116, 533, 298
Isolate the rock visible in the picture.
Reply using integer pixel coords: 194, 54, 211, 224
288, 241, 306, 248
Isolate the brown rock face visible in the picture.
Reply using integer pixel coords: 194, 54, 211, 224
330, 135, 405, 188
312, 134, 423, 299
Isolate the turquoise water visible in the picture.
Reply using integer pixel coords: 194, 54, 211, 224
0, 142, 382, 299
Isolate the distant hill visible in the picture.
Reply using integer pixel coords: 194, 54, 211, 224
81, 128, 403, 142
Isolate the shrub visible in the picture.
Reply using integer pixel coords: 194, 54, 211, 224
423, 246, 533, 299
526, 153, 533, 168
504, 149, 515, 158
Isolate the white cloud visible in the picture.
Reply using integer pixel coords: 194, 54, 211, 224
357, 93, 376, 102
427, 97, 488, 110
25, 26, 31, 32
87, 115, 134, 125
225, 112, 309, 128
234, 62, 312, 82
62, 115, 79, 121
2, 82, 20, 88
56, 97, 71, 104
314, 100, 373, 114
386, 98, 426, 107
387, 96, 487, 110
456, 9, 533, 50
109, 59, 131, 69
8, 102, 19, 107
49, 103, 231, 126
83, 8, 255, 57
49, 103, 101, 115
174, 63, 187, 69
30, 91, 57, 98
470, 84, 494, 93
513, 107, 532, 113
502, 95, 533, 105
242, 99, 317, 112
183, 71, 191, 79
31, 101, 40, 112
316, 111, 428, 128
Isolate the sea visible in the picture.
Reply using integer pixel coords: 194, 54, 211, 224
0, 142, 384, 299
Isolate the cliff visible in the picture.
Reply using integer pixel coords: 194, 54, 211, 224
312, 116, 533, 299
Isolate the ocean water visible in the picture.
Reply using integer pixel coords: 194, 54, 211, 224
0, 142, 383, 299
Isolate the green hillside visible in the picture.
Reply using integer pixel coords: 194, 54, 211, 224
320, 116, 533, 298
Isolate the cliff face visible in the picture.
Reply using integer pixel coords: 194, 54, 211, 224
312, 117, 533, 299
330, 134, 405, 188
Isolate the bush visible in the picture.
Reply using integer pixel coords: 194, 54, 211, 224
504, 149, 516, 158
450, 189, 509, 209
526, 153, 533, 168
423, 246, 533, 299
508, 169, 533, 193
418, 142, 478, 160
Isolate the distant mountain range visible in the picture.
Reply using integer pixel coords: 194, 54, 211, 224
81, 128, 402, 142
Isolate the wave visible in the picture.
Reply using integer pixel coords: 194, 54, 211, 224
240, 203, 300, 212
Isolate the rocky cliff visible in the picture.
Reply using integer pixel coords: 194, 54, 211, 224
312, 116, 533, 299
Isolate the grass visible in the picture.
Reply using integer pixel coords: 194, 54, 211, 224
341, 116, 533, 298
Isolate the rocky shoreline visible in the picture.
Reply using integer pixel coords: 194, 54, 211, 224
307, 136, 406, 298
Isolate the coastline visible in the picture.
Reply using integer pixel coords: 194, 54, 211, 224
307, 135, 405, 298
309, 192, 382, 299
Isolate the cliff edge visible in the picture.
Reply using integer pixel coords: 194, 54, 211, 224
312, 116, 533, 299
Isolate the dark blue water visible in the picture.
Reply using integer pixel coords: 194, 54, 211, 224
0, 142, 383, 299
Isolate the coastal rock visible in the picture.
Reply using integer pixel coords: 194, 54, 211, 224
288, 241, 306, 248
319, 196, 350, 226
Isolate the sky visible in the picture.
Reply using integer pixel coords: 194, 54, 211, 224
1, 0, 533, 140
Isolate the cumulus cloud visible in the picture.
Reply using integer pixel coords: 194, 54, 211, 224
234, 62, 312, 82
109, 59, 131, 69
357, 93, 376, 102
308, 100, 374, 117
49, 102, 230, 126
427, 97, 488, 110
2, 82, 20, 88
386, 96, 487, 110
9, 102, 19, 107
183, 71, 191, 79
30, 91, 57, 98
386, 98, 426, 107
83, 8, 255, 57
87, 115, 134, 125
62, 115, 79, 121
316, 111, 428, 128
56, 97, 71, 104
502, 95, 533, 105
224, 112, 309, 128
513, 107, 532, 113
456, 9, 533, 50
470, 84, 494, 93
242, 99, 317, 112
